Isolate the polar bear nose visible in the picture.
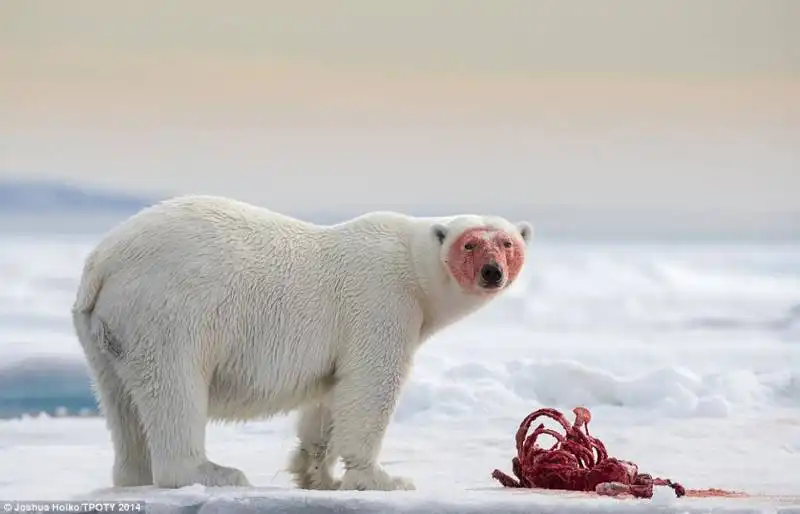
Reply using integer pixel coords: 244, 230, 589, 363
480, 263, 504, 287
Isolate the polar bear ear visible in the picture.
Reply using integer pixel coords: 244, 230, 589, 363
516, 221, 534, 244
431, 224, 448, 245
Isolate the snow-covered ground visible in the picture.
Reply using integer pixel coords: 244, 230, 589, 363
1, 231, 799, 513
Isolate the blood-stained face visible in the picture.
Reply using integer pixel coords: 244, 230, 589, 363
444, 227, 526, 294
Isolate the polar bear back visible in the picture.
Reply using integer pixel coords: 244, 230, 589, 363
84, 196, 420, 362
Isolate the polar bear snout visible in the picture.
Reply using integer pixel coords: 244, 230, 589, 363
479, 262, 504, 289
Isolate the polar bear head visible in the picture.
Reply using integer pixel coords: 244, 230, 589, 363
431, 216, 533, 296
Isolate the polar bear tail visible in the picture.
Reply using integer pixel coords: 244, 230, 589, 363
71, 255, 114, 357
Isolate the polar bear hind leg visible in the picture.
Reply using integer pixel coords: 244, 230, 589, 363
288, 398, 341, 490
87, 352, 153, 487
123, 342, 251, 488
73, 313, 153, 487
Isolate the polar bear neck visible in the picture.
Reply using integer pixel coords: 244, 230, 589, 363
324, 211, 500, 344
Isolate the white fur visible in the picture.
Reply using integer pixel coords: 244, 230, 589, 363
71, 195, 533, 491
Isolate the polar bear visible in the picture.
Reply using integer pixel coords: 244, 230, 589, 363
71, 195, 533, 491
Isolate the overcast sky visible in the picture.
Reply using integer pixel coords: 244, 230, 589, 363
1, 0, 798, 230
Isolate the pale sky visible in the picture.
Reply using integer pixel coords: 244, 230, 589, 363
1, 0, 798, 231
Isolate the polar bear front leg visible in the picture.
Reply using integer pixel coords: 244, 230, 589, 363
288, 398, 341, 490
330, 324, 416, 491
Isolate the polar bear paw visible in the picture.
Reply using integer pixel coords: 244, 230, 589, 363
113, 461, 153, 487
339, 466, 416, 491
155, 459, 251, 488
288, 446, 341, 490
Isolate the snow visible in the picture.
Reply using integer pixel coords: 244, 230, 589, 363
1, 229, 799, 513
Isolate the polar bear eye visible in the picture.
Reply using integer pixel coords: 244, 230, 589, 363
464, 242, 476, 251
